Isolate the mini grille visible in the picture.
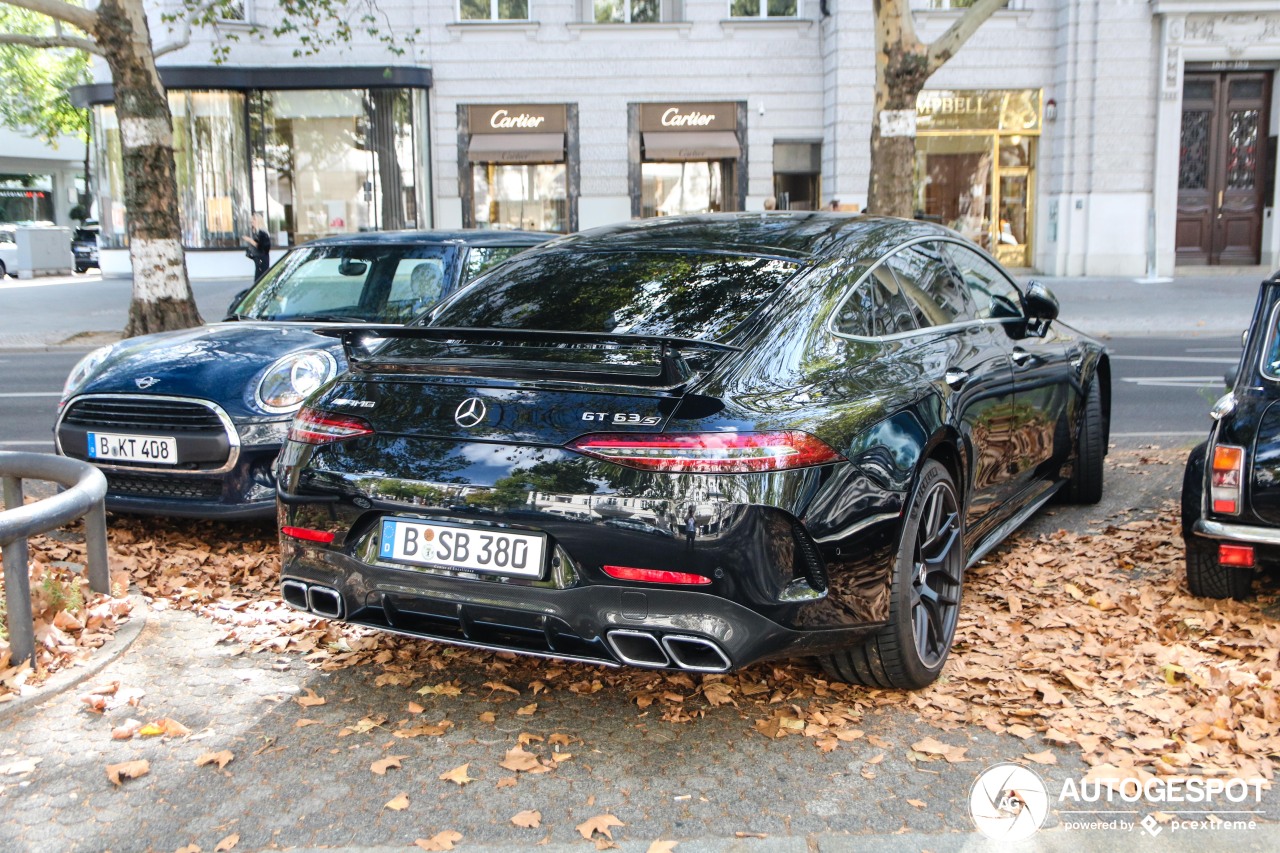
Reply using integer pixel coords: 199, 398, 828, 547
63, 397, 224, 432
107, 472, 224, 500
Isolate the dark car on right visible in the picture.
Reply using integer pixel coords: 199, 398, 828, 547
1183, 270, 1280, 599
72, 226, 99, 273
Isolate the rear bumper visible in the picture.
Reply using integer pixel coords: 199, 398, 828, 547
280, 545, 879, 671
1192, 517, 1280, 547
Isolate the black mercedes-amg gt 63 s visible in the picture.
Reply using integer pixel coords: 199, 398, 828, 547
276, 213, 1109, 689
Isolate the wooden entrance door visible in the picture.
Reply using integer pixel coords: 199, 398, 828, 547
1176, 72, 1271, 266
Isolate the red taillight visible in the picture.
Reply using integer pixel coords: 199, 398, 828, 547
288, 407, 373, 445
1210, 444, 1244, 516
602, 565, 711, 585
281, 526, 336, 544
567, 431, 844, 473
1219, 543, 1254, 568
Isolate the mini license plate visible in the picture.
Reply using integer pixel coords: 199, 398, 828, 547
87, 432, 178, 465
379, 518, 545, 578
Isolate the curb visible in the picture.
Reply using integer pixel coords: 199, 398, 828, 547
0, 590, 148, 720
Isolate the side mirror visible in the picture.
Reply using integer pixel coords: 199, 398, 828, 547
225, 288, 250, 319
1021, 280, 1059, 323
1224, 364, 1239, 388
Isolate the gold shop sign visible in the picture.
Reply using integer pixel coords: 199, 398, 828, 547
915, 90, 1042, 133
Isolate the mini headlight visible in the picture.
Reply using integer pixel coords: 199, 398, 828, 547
255, 349, 337, 414
61, 344, 114, 401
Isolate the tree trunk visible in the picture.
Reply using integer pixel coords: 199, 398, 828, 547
866, 0, 1005, 220
94, 0, 201, 336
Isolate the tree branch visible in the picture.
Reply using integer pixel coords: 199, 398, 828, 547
0, 30, 101, 54
0, 0, 98, 35
925, 0, 1006, 74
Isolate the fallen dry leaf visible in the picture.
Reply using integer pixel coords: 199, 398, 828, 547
1023, 750, 1058, 765
516, 703, 538, 716
511, 809, 542, 828
577, 814, 625, 841
415, 830, 462, 851
647, 842, 679, 853
295, 688, 325, 708
439, 763, 474, 786
370, 755, 405, 776
385, 793, 410, 811
907, 799, 926, 809
111, 719, 142, 740
495, 776, 518, 789
295, 719, 320, 728
499, 746, 541, 773
408, 701, 425, 714
195, 750, 234, 770
105, 759, 149, 785
214, 833, 239, 852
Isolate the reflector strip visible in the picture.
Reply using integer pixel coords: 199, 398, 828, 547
282, 526, 336, 544
1218, 543, 1254, 568
602, 565, 711, 585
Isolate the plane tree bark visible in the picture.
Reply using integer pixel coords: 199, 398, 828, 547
868, 0, 1005, 218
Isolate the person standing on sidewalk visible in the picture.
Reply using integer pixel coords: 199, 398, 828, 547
243, 212, 271, 281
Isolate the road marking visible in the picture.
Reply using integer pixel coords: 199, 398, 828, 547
1184, 347, 1243, 353
1111, 431, 1206, 437
1110, 355, 1237, 364
1119, 376, 1221, 387
0, 391, 61, 398
0, 440, 53, 447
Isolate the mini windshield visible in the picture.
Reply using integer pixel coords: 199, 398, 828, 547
431, 250, 800, 342
232, 244, 459, 323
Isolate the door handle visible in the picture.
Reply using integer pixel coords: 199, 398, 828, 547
944, 369, 969, 389
1010, 348, 1034, 367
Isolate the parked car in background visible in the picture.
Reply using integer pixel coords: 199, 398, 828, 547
276, 212, 1109, 689
0, 226, 16, 278
72, 226, 99, 273
1182, 270, 1280, 599
55, 230, 553, 519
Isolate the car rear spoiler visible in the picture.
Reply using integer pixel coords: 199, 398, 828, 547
312, 325, 742, 389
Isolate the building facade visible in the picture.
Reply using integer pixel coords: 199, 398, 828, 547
0, 127, 87, 228
76, 0, 1279, 278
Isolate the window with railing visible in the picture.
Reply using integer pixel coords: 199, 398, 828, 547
460, 0, 529, 21
729, 0, 798, 18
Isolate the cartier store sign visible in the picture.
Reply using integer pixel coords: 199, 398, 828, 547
468, 104, 567, 134
639, 102, 736, 132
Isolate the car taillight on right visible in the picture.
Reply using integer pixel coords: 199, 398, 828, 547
566, 431, 845, 473
1209, 444, 1244, 515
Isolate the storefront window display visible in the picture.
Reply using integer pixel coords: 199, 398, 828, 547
463, 104, 574, 233
634, 101, 745, 219
914, 89, 1041, 267
0, 177, 53, 222
93, 83, 424, 251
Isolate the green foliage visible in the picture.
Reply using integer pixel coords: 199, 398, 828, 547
166, 0, 418, 63
0, 7, 90, 145
41, 571, 85, 615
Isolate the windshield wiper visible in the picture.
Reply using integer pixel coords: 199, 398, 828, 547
223, 312, 253, 321
288, 314, 370, 324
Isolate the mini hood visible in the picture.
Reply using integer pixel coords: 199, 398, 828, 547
72, 322, 343, 420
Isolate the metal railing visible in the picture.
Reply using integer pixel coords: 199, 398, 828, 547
0, 452, 110, 667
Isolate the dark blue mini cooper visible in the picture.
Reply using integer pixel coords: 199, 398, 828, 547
276, 213, 1109, 688
54, 230, 551, 519
1182, 270, 1280, 599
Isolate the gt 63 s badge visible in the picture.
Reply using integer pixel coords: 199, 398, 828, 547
582, 412, 661, 425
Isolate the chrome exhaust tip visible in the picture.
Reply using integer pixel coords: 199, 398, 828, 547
606, 629, 670, 668
661, 634, 731, 672
281, 579, 310, 612
306, 585, 343, 619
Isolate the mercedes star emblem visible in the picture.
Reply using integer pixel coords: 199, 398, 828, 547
135, 376, 160, 389
454, 397, 488, 429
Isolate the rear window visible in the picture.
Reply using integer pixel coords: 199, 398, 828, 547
431, 250, 800, 342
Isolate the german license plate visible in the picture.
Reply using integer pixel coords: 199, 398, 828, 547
378, 518, 545, 578
87, 432, 178, 465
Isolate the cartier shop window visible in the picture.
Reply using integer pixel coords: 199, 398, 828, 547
633, 101, 745, 218
462, 104, 577, 233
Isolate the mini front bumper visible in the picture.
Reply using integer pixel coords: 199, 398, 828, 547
99, 446, 280, 519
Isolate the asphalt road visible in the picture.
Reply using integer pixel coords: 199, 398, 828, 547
1, 335, 1227, 452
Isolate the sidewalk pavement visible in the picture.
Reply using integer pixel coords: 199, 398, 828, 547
0, 269, 1273, 350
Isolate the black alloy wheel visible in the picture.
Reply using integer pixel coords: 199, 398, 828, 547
1062, 379, 1105, 504
820, 460, 966, 689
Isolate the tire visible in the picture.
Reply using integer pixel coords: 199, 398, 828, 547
75, 264, 87, 274
1181, 442, 1253, 599
0, 260, 6, 278
1062, 378, 1105, 504
819, 460, 965, 690
1185, 535, 1253, 600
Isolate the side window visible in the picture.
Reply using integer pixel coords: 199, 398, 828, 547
942, 243, 1022, 320
887, 243, 975, 328
386, 258, 448, 321
463, 246, 524, 284
832, 265, 921, 338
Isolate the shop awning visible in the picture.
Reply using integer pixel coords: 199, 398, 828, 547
642, 131, 741, 162
467, 132, 565, 164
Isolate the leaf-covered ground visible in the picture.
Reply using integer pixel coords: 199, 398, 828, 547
4, 449, 1277, 789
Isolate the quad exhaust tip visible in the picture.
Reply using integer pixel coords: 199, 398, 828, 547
281, 578, 344, 619
607, 629, 731, 672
